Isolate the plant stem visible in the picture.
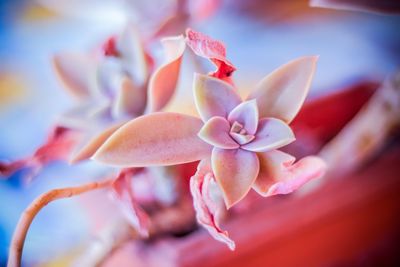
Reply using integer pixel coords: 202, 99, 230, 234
7, 178, 114, 267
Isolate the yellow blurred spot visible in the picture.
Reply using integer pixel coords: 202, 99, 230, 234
21, 4, 59, 21
38, 245, 84, 267
0, 72, 27, 107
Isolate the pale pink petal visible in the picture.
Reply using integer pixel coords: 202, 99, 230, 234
1, 127, 81, 180
193, 73, 241, 121
228, 99, 259, 135
93, 113, 212, 167
112, 168, 151, 237
211, 148, 259, 208
253, 151, 326, 197
148, 35, 186, 112
118, 24, 149, 86
242, 118, 295, 152
198, 116, 239, 149
52, 52, 95, 99
186, 28, 236, 80
70, 123, 124, 164
247, 56, 318, 123
190, 159, 235, 250
112, 76, 147, 118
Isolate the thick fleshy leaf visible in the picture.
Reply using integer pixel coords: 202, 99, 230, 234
266, 156, 326, 196
70, 123, 124, 164
211, 148, 259, 208
252, 150, 295, 195
52, 52, 94, 99
198, 116, 239, 149
190, 159, 235, 250
247, 56, 318, 123
148, 35, 186, 112
186, 28, 236, 80
118, 24, 149, 86
112, 168, 151, 237
253, 151, 326, 197
112, 76, 147, 118
93, 113, 212, 167
242, 118, 295, 152
193, 73, 241, 121
228, 99, 259, 135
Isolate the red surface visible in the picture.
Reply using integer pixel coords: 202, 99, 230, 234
104, 81, 400, 267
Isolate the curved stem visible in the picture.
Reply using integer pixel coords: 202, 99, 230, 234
7, 178, 114, 267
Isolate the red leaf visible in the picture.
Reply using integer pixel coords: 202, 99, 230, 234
102, 35, 120, 57
186, 28, 236, 82
1, 126, 81, 181
111, 168, 151, 237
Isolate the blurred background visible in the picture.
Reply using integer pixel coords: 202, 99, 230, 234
1, 0, 400, 266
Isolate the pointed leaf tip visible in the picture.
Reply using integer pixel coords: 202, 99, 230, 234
194, 73, 241, 121
52, 52, 94, 99
148, 35, 186, 112
248, 56, 318, 123
212, 148, 259, 208
242, 118, 295, 152
69, 123, 124, 164
93, 113, 212, 167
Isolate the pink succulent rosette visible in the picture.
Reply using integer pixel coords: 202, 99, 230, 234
53, 24, 186, 131
93, 55, 327, 249
68, 30, 186, 163
0, 24, 186, 179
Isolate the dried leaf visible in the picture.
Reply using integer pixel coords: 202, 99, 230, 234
190, 159, 235, 250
